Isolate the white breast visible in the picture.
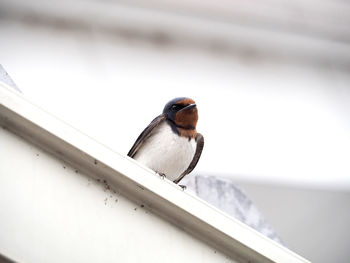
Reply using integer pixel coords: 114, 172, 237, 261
133, 122, 196, 181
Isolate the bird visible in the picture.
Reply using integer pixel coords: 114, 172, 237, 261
128, 97, 204, 184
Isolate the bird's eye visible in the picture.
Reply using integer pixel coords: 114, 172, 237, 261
171, 105, 178, 111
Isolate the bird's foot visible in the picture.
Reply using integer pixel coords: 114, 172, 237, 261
157, 172, 166, 180
179, 185, 187, 190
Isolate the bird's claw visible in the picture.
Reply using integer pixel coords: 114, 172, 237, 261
179, 185, 187, 190
157, 172, 166, 179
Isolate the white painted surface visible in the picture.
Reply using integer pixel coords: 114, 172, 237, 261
0, 127, 232, 263
0, 84, 310, 262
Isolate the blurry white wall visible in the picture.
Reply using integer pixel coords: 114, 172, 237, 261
0, 0, 349, 262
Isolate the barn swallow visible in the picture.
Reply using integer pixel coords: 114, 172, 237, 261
128, 97, 204, 184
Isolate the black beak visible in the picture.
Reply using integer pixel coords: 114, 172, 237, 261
180, 103, 196, 111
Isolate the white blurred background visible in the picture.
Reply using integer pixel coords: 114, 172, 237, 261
1, 0, 349, 262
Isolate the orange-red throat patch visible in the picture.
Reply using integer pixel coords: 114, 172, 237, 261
178, 127, 197, 139
175, 106, 198, 131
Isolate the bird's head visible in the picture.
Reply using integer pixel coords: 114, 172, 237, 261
163, 97, 198, 131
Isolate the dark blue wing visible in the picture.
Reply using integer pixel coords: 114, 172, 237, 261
127, 114, 166, 158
